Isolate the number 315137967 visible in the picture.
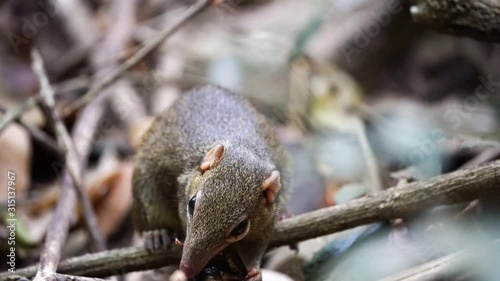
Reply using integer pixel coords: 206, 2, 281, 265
7, 171, 16, 213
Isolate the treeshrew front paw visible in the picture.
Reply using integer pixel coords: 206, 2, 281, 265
245, 268, 262, 281
142, 229, 173, 252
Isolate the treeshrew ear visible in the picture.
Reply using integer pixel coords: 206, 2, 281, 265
262, 170, 280, 205
200, 144, 224, 172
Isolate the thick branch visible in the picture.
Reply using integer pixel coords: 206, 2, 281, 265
3, 160, 500, 280
3, 248, 181, 280
270, 158, 500, 247
410, 0, 500, 42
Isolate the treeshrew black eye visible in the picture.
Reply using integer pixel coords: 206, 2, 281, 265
231, 220, 248, 237
188, 195, 196, 216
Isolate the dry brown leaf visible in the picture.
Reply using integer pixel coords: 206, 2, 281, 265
28, 169, 118, 217
0, 124, 31, 201
28, 151, 120, 217
27, 183, 60, 216
95, 161, 134, 236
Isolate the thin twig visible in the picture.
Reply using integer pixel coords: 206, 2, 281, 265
51, 274, 108, 281
0, 96, 37, 135
52, 76, 92, 94
380, 250, 466, 281
32, 50, 106, 252
459, 147, 500, 170
4, 160, 500, 279
453, 134, 500, 149
352, 116, 383, 192
379, 239, 500, 281
62, 0, 217, 116
0, 105, 62, 157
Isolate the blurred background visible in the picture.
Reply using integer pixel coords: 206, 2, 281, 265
0, 0, 499, 280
